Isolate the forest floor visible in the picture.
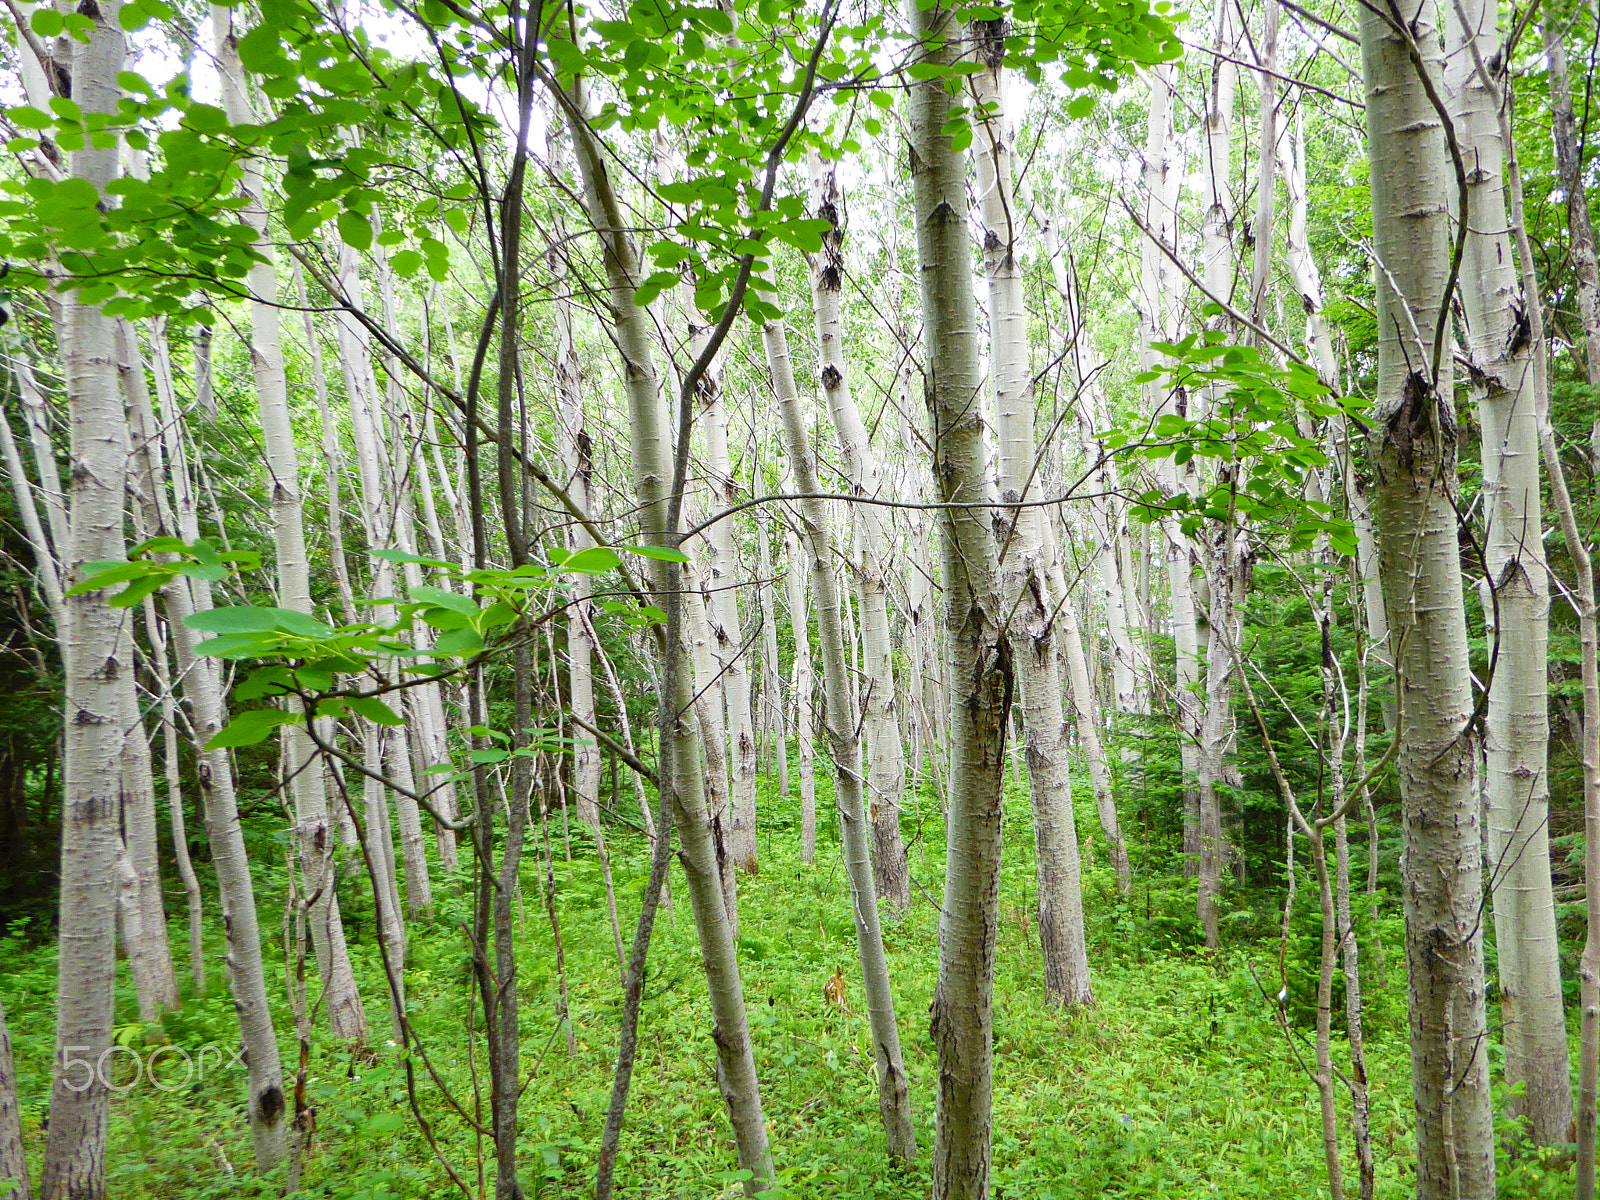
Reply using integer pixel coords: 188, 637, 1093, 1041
0, 765, 1579, 1198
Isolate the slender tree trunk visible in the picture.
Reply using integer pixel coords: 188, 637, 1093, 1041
1138, 62, 1205, 895
756, 510, 789, 800
1357, 0, 1494, 1190
805, 152, 911, 911
162, 578, 290, 1171
784, 516, 818, 863
969, 30, 1090, 1006
332, 231, 434, 919
681, 538, 741, 932
906, 8, 1015, 1194
1487, 45, 1600, 1197
1200, 2, 1238, 335
1444, 0, 1572, 1145
0, 1000, 27, 1200
0, 372, 62, 614
1544, 3, 1600, 391
213, 5, 367, 1035
142, 597, 205, 996
115, 663, 178, 1016
42, 9, 128, 1193
767, 295, 918, 1163
690, 328, 760, 875
1323, 577, 1376, 1200
1026, 191, 1144, 721
552, 207, 603, 832
562, 75, 773, 1188
17, 364, 68, 561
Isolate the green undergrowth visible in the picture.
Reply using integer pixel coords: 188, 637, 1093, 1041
0, 761, 1577, 1198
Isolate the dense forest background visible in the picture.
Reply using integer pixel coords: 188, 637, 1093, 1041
1, 0, 1599, 1195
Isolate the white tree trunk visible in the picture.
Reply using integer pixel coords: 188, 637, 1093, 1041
1027, 196, 1143, 718
115, 659, 178, 1017
805, 152, 911, 912
213, 5, 369, 1034
162, 578, 290, 1170
767, 292, 918, 1162
332, 232, 433, 919
1444, 0, 1572, 1145
1138, 62, 1206, 897
0, 999, 25, 1200
687, 328, 760, 874
1043, 519, 1133, 892
906, 8, 1013, 1194
42, 9, 128, 1193
564, 80, 772, 1187
784, 516, 818, 863
1358, 0, 1494, 1190
969, 35, 1090, 1005
756, 510, 788, 799
552, 221, 603, 832
0, 370, 62, 614
18, 363, 69, 561
141, 597, 205, 996
1544, 6, 1600, 391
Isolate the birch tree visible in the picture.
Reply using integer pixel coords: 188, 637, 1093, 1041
970, 27, 1090, 1005
41, 4, 130, 1192
561, 70, 774, 1189
1357, 0, 1494, 1189
805, 151, 911, 911
0, 1001, 26, 1200
212, 4, 368, 1036
784, 509, 818, 863
906, 6, 1015, 1192
767, 287, 917, 1162
1444, 0, 1571, 1145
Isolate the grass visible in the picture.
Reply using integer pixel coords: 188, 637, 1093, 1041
0, 761, 1578, 1197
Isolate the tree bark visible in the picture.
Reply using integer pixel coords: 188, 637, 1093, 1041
1358, 0, 1494, 1191
767, 293, 918, 1162
0, 1000, 28, 1200
756, 510, 789, 800
1544, 2, 1600, 391
562, 76, 773, 1189
214, 6, 368, 1039
906, 7, 1015, 1194
969, 29, 1090, 1006
141, 597, 206, 997
1444, 0, 1572, 1146
784, 513, 818, 863
805, 152, 911, 913
42, 7, 128, 1193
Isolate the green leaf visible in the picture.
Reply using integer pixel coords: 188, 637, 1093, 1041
29, 8, 64, 36
186, 606, 329, 638
558, 546, 621, 574
205, 708, 297, 749
623, 544, 689, 563
117, 1, 150, 31
193, 632, 276, 659
373, 548, 451, 568
184, 607, 285, 635
107, 574, 169, 608
337, 209, 372, 251
235, 666, 297, 701
408, 584, 478, 617
468, 748, 509, 764
346, 695, 405, 726
432, 627, 484, 657
65, 561, 148, 595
